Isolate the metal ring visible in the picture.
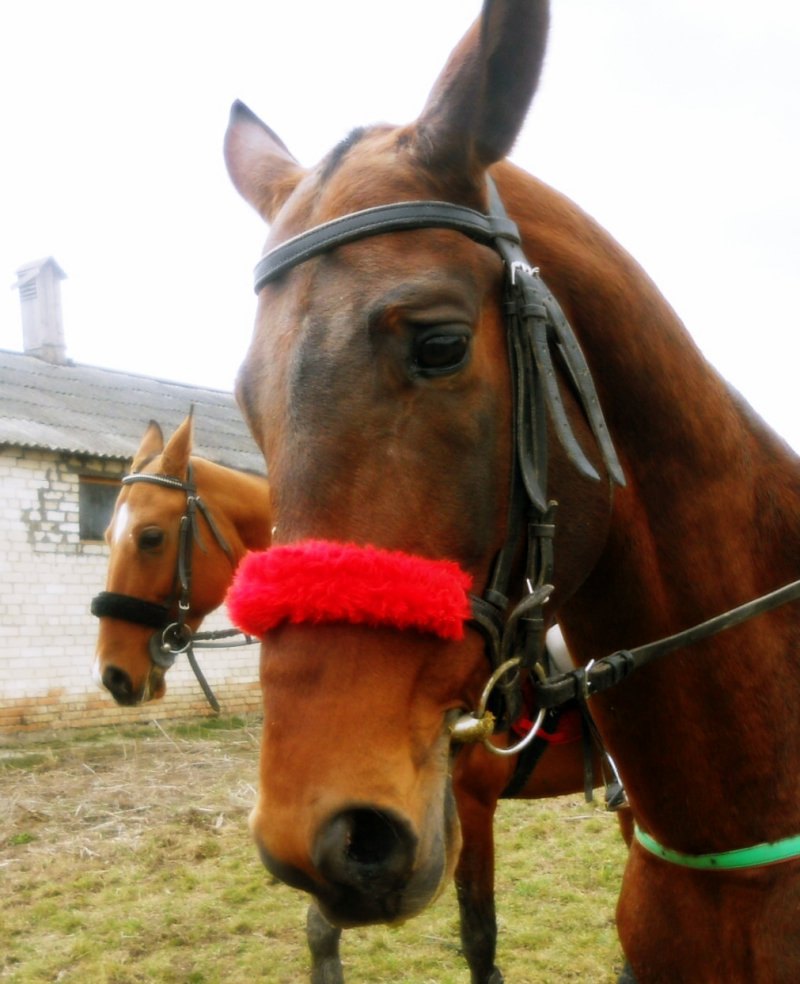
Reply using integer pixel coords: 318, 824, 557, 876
450, 657, 548, 758
159, 622, 193, 656
478, 658, 547, 758
481, 706, 546, 757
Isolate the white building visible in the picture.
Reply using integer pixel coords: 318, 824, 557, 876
0, 258, 265, 733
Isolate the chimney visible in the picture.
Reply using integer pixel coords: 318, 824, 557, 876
14, 257, 68, 364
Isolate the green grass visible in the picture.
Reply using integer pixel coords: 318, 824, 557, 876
0, 718, 627, 982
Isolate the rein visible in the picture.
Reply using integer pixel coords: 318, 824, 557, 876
532, 575, 800, 709
91, 465, 254, 711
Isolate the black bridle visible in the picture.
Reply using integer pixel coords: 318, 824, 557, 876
252, 177, 623, 732
251, 177, 800, 737
91, 464, 255, 711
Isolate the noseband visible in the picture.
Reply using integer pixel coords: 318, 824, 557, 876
91, 464, 245, 711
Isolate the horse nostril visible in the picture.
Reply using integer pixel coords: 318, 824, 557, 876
313, 807, 417, 894
345, 811, 407, 868
101, 665, 136, 705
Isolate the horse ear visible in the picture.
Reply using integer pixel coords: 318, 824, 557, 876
224, 100, 307, 221
131, 420, 164, 472
160, 414, 193, 479
415, 0, 549, 178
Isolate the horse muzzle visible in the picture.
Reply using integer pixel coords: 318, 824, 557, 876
95, 655, 166, 706
253, 796, 454, 928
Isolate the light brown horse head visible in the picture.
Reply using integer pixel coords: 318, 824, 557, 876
225, 0, 611, 928
93, 415, 271, 706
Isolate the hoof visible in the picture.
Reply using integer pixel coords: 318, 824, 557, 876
473, 968, 503, 984
307, 903, 344, 984
310, 961, 344, 984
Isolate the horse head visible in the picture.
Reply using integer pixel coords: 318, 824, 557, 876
93, 414, 271, 706
225, 0, 615, 928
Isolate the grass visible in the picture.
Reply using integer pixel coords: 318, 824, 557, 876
0, 717, 628, 982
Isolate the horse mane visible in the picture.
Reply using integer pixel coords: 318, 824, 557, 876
190, 455, 268, 482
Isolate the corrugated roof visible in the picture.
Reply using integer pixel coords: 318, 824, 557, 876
0, 348, 265, 474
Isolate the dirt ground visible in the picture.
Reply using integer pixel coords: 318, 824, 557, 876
0, 717, 283, 983
0, 716, 626, 983
0, 717, 260, 865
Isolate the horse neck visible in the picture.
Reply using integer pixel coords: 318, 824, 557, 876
502, 164, 800, 841
190, 457, 271, 560
505, 162, 800, 606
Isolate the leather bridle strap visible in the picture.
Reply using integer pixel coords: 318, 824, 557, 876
469, 181, 624, 725
251, 179, 626, 732
90, 466, 233, 631
253, 200, 520, 291
484, 179, 625, 491
119, 471, 236, 565
534, 575, 800, 708
90, 591, 171, 629
90, 465, 231, 711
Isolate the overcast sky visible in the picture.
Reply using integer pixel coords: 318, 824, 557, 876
2, 1, 798, 448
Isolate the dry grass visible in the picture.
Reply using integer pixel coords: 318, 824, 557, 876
0, 717, 627, 983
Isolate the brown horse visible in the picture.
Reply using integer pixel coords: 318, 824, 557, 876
93, 415, 626, 982
92, 415, 271, 706
224, 0, 800, 981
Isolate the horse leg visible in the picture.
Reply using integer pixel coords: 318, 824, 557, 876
617, 961, 638, 983
454, 795, 503, 984
306, 901, 344, 984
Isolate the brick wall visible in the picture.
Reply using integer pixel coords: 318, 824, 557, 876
0, 445, 261, 734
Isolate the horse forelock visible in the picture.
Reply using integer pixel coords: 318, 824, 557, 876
132, 451, 161, 472
318, 126, 372, 183
298, 122, 486, 230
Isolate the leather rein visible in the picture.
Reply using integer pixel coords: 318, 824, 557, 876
90, 464, 256, 711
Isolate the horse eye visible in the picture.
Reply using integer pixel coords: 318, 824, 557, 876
412, 332, 470, 376
138, 527, 164, 551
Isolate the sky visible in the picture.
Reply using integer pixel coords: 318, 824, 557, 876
2, 1, 799, 448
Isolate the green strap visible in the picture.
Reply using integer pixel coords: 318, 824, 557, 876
635, 825, 800, 870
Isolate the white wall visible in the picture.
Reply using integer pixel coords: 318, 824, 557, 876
0, 446, 260, 733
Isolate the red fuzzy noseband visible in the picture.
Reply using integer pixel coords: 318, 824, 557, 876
227, 540, 473, 641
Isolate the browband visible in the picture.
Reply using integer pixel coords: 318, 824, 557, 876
253, 200, 520, 292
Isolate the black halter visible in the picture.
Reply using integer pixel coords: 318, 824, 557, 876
90, 464, 244, 712
253, 177, 624, 727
